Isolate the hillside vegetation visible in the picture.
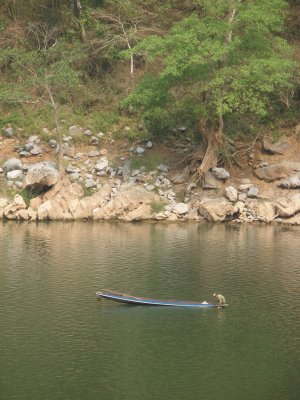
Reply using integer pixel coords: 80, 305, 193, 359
0, 0, 299, 177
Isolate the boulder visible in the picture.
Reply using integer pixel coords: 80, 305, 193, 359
275, 194, 300, 218
24, 143, 34, 151
254, 162, 300, 181
29, 196, 43, 210
30, 146, 42, 155
136, 147, 145, 154
6, 170, 23, 180
246, 200, 275, 223
172, 166, 190, 184
157, 164, 169, 173
37, 177, 84, 220
84, 179, 97, 189
49, 139, 57, 147
262, 137, 290, 155
23, 162, 59, 190
203, 171, 223, 189
211, 167, 230, 180
93, 185, 161, 221
198, 198, 238, 222
95, 157, 109, 172
172, 203, 189, 215
122, 161, 131, 182
16, 207, 37, 221
66, 166, 81, 174
3, 195, 26, 220
276, 214, 300, 225
225, 186, 238, 202
37, 200, 54, 220
278, 174, 300, 189
247, 186, 259, 198
3, 127, 14, 138
72, 184, 112, 219
19, 151, 31, 158
88, 150, 100, 157
239, 183, 253, 191
166, 213, 179, 222
3, 158, 23, 172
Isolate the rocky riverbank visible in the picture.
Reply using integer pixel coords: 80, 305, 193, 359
1, 124, 300, 225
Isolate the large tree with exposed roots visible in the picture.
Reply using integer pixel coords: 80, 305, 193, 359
124, 0, 296, 183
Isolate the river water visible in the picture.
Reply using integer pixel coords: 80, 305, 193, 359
0, 222, 299, 400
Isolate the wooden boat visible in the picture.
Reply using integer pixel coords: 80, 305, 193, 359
96, 290, 228, 308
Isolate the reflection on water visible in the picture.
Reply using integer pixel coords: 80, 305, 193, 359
0, 221, 299, 400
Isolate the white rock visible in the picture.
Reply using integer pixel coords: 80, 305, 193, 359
145, 184, 155, 191
23, 162, 59, 189
28, 135, 40, 144
211, 167, 230, 180
157, 164, 169, 173
247, 186, 259, 198
136, 147, 145, 154
7, 170, 23, 180
95, 157, 109, 172
88, 151, 100, 157
3, 158, 23, 172
239, 184, 253, 191
172, 203, 189, 215
15, 181, 23, 189
85, 179, 97, 189
30, 146, 42, 155
225, 186, 238, 202
3, 127, 14, 137
238, 192, 247, 202
69, 172, 80, 181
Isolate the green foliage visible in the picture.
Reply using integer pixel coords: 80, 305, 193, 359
143, 108, 174, 137
124, 0, 296, 136
0, 40, 85, 107
0, 187, 42, 205
71, 109, 120, 133
0, 108, 52, 137
130, 154, 163, 171
0, 112, 22, 128
0, 0, 298, 146
271, 130, 282, 142
83, 187, 96, 197
150, 200, 166, 214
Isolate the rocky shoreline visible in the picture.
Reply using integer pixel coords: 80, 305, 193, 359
1, 125, 300, 225
1, 162, 300, 225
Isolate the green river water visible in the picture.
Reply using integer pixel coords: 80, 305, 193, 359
0, 222, 299, 400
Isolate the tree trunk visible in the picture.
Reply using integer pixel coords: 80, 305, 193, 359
71, 0, 87, 43
53, 104, 65, 176
195, 116, 224, 182
195, 4, 238, 183
46, 84, 65, 176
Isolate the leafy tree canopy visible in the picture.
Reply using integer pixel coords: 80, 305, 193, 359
124, 0, 296, 130
0, 40, 85, 104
